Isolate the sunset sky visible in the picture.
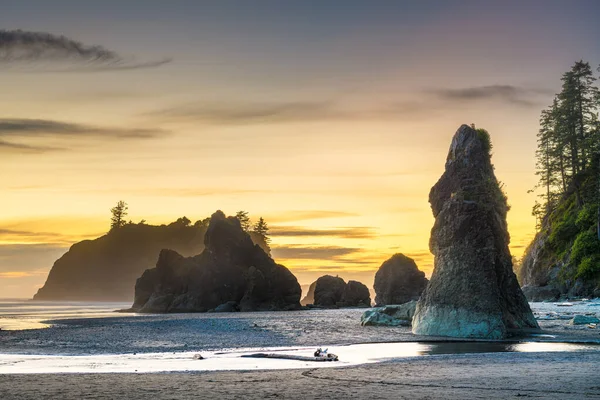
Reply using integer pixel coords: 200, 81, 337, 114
1, 0, 600, 298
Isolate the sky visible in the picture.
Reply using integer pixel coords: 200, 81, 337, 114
1, 0, 600, 298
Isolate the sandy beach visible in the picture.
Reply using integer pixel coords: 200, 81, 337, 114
1, 351, 599, 399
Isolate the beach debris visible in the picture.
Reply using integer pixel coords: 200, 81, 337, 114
242, 348, 339, 362
556, 302, 574, 307
193, 354, 205, 360
569, 315, 600, 325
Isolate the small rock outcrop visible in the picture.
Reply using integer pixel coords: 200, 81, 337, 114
360, 301, 417, 327
569, 315, 600, 325
412, 125, 539, 339
304, 275, 371, 307
374, 254, 428, 306
131, 211, 301, 313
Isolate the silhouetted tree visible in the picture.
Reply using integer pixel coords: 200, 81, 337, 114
175, 216, 191, 226
110, 201, 128, 231
253, 217, 270, 243
194, 218, 210, 228
235, 211, 251, 231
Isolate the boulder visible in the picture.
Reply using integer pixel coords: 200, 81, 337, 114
307, 275, 371, 307
412, 125, 539, 339
374, 254, 428, 306
360, 301, 417, 327
569, 315, 600, 325
521, 285, 561, 302
340, 280, 371, 307
314, 275, 347, 307
131, 211, 302, 313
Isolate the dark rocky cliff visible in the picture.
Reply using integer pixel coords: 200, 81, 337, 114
34, 218, 270, 301
519, 167, 600, 299
131, 211, 301, 312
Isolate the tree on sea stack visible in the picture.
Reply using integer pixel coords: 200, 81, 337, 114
412, 125, 539, 339
253, 217, 270, 243
110, 200, 128, 231
235, 210, 251, 231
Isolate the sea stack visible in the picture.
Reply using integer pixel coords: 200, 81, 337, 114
373, 253, 428, 306
412, 125, 539, 339
302, 275, 371, 307
131, 210, 301, 312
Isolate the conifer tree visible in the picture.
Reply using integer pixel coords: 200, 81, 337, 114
235, 211, 251, 231
253, 217, 270, 243
110, 201, 128, 231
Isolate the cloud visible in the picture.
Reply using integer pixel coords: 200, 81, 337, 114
430, 85, 550, 107
269, 226, 376, 239
148, 84, 549, 126
0, 118, 169, 153
266, 211, 359, 223
0, 139, 61, 153
0, 244, 67, 274
0, 29, 171, 72
271, 245, 361, 260
150, 101, 353, 124
0, 227, 101, 245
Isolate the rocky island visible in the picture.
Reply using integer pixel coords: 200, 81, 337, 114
131, 211, 302, 312
33, 216, 270, 301
412, 125, 540, 339
300, 275, 370, 307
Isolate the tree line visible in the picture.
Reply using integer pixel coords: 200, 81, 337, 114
109, 201, 270, 242
533, 60, 600, 239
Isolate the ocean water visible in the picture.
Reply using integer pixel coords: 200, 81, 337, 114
0, 299, 599, 373
0, 300, 132, 330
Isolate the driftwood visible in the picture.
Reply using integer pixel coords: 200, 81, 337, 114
241, 353, 338, 362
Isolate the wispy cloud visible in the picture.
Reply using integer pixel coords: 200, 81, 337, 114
149, 101, 353, 124
266, 211, 359, 223
0, 118, 169, 153
270, 226, 376, 239
430, 85, 550, 107
0, 228, 100, 244
147, 84, 549, 125
271, 245, 361, 260
0, 29, 171, 72
0, 139, 61, 153
0, 244, 67, 274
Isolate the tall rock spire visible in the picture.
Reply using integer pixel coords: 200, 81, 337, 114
412, 125, 539, 339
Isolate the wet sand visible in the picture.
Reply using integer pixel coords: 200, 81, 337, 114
1, 351, 599, 399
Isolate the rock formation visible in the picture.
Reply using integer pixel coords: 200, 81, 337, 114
33, 218, 270, 301
360, 301, 417, 327
302, 275, 371, 307
300, 281, 316, 306
373, 254, 428, 306
412, 125, 539, 339
131, 211, 301, 312
519, 164, 600, 299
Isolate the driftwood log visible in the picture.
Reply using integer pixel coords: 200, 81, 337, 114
241, 353, 338, 362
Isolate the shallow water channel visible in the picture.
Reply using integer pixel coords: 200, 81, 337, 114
1, 341, 597, 374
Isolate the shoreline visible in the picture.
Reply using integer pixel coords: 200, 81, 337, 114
1, 351, 599, 399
